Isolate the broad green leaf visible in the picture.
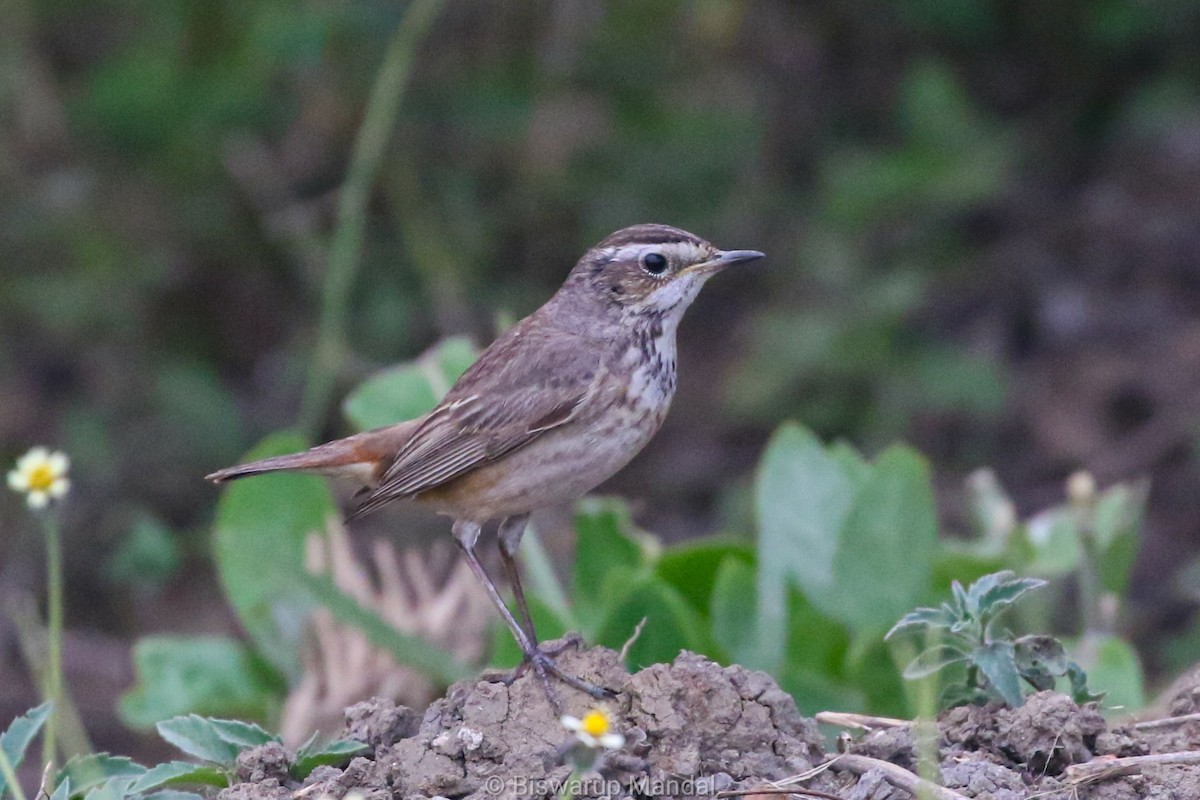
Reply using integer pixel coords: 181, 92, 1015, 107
1072, 634, 1144, 716
119, 635, 283, 729
972, 641, 1023, 707
785, 589, 852, 681
846, 636, 910, 717
755, 423, 857, 667
595, 573, 713, 668
572, 499, 646, 631
780, 666, 865, 716
155, 715, 275, 765
57, 755, 145, 797
903, 646, 969, 679
50, 777, 71, 800
827, 445, 938, 629
655, 540, 753, 619
342, 337, 477, 430
930, 542, 1008, 596
0, 702, 52, 798
213, 432, 336, 677
710, 557, 758, 665
299, 574, 470, 684
128, 762, 227, 793
292, 739, 368, 778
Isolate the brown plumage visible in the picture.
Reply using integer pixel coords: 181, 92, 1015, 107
207, 223, 764, 710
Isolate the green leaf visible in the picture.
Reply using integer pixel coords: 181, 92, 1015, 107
57, 755, 145, 797
755, 423, 857, 666
972, 641, 1023, 707
143, 792, 206, 800
105, 515, 182, 587
903, 646, 969, 679
1092, 482, 1147, 594
342, 337, 477, 430
655, 540, 753, 619
128, 762, 227, 793
827, 445, 939, 630
885, 606, 956, 640
292, 739, 368, 778
1023, 509, 1082, 577
1014, 635, 1069, 676
976, 574, 1045, 618
81, 776, 137, 800
710, 557, 758, 665
49, 777, 71, 800
779, 666, 865, 716
213, 432, 337, 678
572, 499, 647, 631
299, 573, 470, 684
0, 702, 52, 798
155, 715, 276, 765
595, 573, 713, 668
1073, 634, 1144, 715
119, 635, 284, 729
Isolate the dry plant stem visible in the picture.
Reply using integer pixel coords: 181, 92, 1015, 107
298, 0, 445, 435
4, 595, 92, 760
618, 617, 647, 662
1132, 712, 1200, 730
829, 754, 970, 800
815, 712, 910, 731
1064, 751, 1200, 784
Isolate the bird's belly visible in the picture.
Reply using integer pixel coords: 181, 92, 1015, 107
416, 401, 666, 521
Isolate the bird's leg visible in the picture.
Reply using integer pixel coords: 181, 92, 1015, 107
497, 514, 537, 642
452, 520, 611, 708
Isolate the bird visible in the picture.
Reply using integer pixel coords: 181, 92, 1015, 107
207, 223, 764, 708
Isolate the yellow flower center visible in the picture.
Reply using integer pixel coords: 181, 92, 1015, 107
27, 464, 56, 493
580, 710, 610, 738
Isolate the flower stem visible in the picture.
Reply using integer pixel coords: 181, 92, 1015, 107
297, 0, 445, 437
41, 513, 63, 771
0, 744, 28, 800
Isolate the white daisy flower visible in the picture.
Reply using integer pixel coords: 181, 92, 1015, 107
8, 447, 71, 509
560, 708, 625, 750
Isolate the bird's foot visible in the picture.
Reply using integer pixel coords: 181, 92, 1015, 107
501, 636, 614, 713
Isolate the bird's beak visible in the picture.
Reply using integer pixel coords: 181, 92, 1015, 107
687, 248, 766, 276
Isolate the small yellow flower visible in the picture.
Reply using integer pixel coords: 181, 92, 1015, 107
7, 447, 70, 509
560, 708, 624, 750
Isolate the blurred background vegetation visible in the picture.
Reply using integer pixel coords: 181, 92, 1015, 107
4, 0, 1200, 764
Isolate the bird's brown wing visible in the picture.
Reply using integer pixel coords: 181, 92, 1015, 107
347, 321, 602, 519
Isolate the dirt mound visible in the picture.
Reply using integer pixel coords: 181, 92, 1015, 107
218, 643, 1200, 800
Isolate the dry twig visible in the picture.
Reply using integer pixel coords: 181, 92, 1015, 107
1064, 751, 1200, 784
815, 711, 910, 732
829, 754, 970, 800
1131, 712, 1200, 731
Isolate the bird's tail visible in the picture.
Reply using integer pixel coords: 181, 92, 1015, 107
205, 420, 421, 487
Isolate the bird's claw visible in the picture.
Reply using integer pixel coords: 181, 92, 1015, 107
500, 639, 614, 713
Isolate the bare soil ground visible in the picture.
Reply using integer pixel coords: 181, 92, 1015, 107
212, 641, 1200, 800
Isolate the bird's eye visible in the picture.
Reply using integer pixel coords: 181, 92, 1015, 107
641, 252, 668, 275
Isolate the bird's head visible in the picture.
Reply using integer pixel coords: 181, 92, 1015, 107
562, 224, 764, 324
